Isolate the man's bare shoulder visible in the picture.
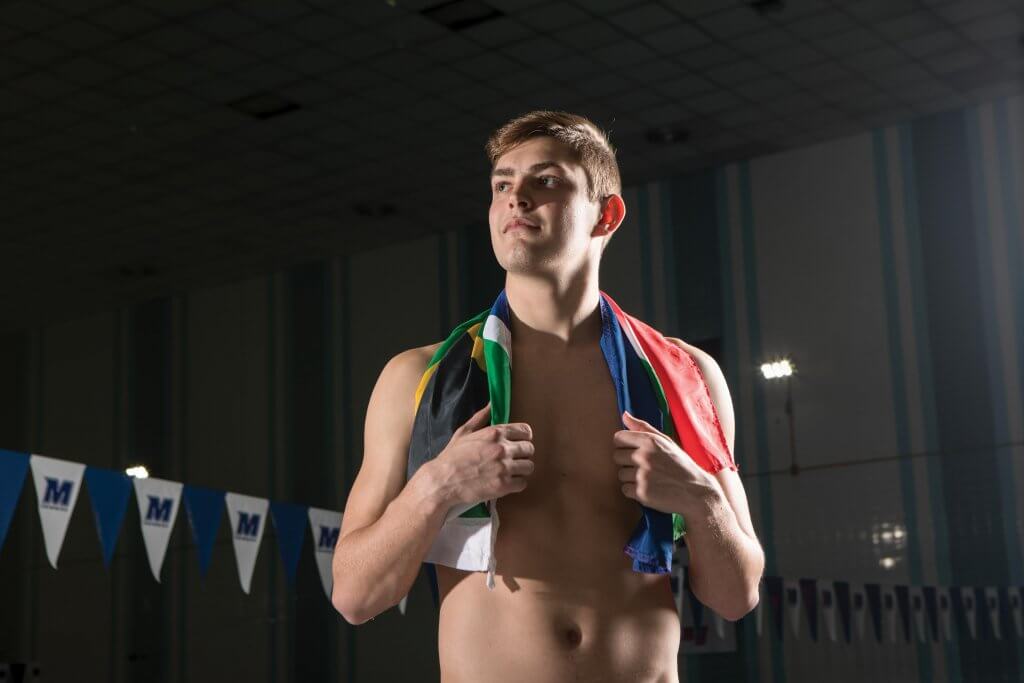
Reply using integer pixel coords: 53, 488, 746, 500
380, 342, 444, 403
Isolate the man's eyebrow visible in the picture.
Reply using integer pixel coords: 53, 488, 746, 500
491, 161, 567, 178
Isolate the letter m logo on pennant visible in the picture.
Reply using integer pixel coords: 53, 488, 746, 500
145, 496, 173, 524
237, 512, 261, 538
43, 477, 72, 507
318, 525, 339, 551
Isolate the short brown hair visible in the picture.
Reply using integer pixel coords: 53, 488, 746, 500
485, 110, 621, 203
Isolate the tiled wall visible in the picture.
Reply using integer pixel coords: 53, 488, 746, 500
0, 93, 1020, 682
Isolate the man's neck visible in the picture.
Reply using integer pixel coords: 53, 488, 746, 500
503, 270, 602, 350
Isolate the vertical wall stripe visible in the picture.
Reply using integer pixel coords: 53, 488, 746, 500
636, 185, 654, 322
873, 128, 933, 683
27, 329, 42, 661
266, 276, 278, 683
661, 178, 679, 336
338, 255, 357, 683
322, 262, 339, 683
176, 295, 188, 683
438, 231, 451, 336
912, 110, 1015, 680
716, 165, 752, 683
895, 122, 964, 682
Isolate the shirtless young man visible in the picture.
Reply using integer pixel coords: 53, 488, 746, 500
331, 111, 765, 682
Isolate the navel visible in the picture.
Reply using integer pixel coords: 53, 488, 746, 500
563, 623, 583, 649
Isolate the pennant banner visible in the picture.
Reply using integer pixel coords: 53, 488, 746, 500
820, 580, 837, 643
923, 586, 939, 642
270, 501, 308, 584
0, 449, 30, 555
882, 585, 897, 643
834, 580, 852, 643
894, 585, 911, 642
959, 587, 978, 640
1009, 587, 1023, 638
937, 586, 953, 641
134, 477, 183, 582
985, 586, 1002, 640
800, 578, 818, 642
308, 507, 342, 600
765, 575, 784, 640
864, 583, 881, 642
910, 586, 927, 643
83, 467, 132, 567
30, 454, 86, 568
182, 485, 224, 577
225, 493, 268, 594
784, 578, 801, 639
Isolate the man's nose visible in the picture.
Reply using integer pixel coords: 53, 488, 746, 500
508, 181, 532, 208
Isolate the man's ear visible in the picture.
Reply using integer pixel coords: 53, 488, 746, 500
596, 194, 626, 237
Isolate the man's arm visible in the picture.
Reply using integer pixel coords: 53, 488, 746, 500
331, 344, 448, 625
669, 338, 765, 622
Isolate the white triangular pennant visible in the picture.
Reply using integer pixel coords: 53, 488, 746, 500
133, 477, 183, 581
881, 584, 897, 642
962, 588, 977, 640
937, 587, 953, 641
910, 586, 927, 642
820, 579, 837, 643
784, 578, 801, 639
1008, 587, 1023, 638
851, 583, 867, 641
308, 507, 342, 600
985, 586, 1001, 640
30, 455, 86, 568
225, 493, 268, 594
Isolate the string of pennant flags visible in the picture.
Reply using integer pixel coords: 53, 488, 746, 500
2, 448, 1022, 642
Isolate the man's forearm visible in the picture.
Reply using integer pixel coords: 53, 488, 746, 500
332, 465, 449, 624
681, 486, 764, 621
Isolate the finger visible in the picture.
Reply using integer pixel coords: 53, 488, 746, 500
612, 448, 637, 466
613, 430, 651, 448
495, 422, 533, 441
621, 482, 637, 499
458, 402, 492, 434
504, 440, 535, 459
623, 411, 659, 434
616, 466, 637, 483
507, 458, 535, 477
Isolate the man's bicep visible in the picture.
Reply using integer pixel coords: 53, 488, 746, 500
339, 347, 430, 541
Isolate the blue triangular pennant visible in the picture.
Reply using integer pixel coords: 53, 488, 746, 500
269, 500, 308, 584
182, 485, 224, 577
0, 449, 30, 554
800, 578, 819, 641
834, 580, 852, 643
83, 466, 132, 567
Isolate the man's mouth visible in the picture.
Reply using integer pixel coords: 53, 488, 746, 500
505, 218, 539, 232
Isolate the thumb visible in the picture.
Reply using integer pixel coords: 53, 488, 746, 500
459, 402, 492, 434
622, 410, 656, 432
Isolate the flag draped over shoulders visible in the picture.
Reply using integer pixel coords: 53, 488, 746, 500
406, 289, 737, 590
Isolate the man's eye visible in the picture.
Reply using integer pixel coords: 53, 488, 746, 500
494, 181, 509, 192
539, 176, 559, 187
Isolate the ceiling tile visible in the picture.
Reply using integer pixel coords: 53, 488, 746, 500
641, 22, 713, 55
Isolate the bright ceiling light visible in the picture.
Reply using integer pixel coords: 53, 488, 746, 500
125, 465, 149, 479
760, 359, 794, 380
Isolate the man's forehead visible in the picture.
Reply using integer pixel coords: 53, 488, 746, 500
491, 138, 581, 176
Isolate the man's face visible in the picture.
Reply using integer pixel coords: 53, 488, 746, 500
488, 136, 602, 276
